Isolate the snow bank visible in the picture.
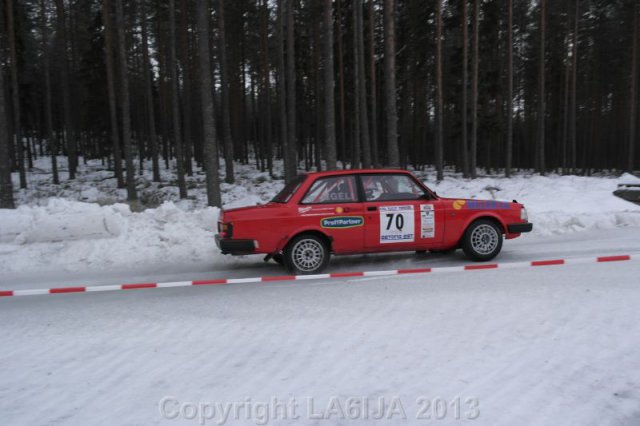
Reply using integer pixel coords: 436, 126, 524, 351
0, 199, 221, 273
426, 172, 640, 236
0, 199, 124, 244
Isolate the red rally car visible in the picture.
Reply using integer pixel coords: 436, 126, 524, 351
215, 169, 533, 274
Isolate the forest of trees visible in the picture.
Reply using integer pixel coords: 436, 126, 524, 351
0, 0, 639, 209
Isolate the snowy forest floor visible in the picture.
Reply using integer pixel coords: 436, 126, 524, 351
1, 155, 640, 277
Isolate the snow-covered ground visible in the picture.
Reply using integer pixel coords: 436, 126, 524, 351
1, 250, 640, 425
1, 156, 639, 276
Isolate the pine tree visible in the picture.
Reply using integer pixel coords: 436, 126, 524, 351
505, 0, 513, 177
140, 0, 160, 183
628, 0, 638, 172
6, 0, 26, 188
368, 0, 378, 166
55, 0, 77, 180
470, 0, 479, 178
285, 0, 298, 179
0, 10, 15, 208
435, 0, 444, 181
536, 0, 546, 174
196, 0, 222, 207
102, 0, 124, 188
323, 0, 337, 170
40, 0, 58, 185
383, 0, 400, 167
217, 0, 235, 184
168, 0, 188, 198
461, 0, 470, 177
114, 0, 137, 201
356, 0, 372, 168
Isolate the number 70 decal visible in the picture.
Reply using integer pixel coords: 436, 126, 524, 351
379, 205, 415, 243
385, 213, 405, 231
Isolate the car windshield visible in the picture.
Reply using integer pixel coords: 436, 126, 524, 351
271, 175, 306, 203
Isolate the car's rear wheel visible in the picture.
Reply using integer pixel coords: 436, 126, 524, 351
462, 219, 503, 261
284, 234, 330, 275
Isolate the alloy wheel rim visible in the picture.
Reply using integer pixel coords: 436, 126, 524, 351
292, 239, 324, 271
470, 224, 499, 255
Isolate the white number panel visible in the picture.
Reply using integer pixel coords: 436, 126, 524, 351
379, 205, 415, 244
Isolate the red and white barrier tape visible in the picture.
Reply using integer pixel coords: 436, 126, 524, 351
0, 254, 636, 298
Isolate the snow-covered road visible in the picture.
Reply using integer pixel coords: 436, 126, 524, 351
1, 227, 640, 425
2, 226, 639, 291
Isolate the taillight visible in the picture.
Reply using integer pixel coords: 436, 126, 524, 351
218, 222, 233, 238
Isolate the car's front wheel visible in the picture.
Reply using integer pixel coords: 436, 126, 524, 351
462, 219, 503, 261
284, 234, 330, 275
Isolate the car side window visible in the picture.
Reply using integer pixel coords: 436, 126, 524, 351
301, 176, 358, 204
361, 174, 427, 201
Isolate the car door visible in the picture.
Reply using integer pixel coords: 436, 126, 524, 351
298, 174, 365, 253
359, 174, 444, 250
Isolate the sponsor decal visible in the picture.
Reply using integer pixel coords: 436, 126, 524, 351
321, 216, 364, 229
452, 200, 466, 210
420, 204, 435, 238
452, 199, 511, 211
379, 205, 415, 243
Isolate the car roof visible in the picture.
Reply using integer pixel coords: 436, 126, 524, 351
304, 168, 412, 178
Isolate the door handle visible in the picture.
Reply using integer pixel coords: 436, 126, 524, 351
367, 206, 377, 211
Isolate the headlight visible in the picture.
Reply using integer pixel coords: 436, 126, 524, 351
520, 207, 528, 222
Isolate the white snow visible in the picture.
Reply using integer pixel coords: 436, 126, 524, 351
425, 171, 640, 236
1, 258, 640, 425
1, 157, 639, 275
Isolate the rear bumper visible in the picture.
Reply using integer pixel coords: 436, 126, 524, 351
507, 222, 533, 233
215, 234, 257, 255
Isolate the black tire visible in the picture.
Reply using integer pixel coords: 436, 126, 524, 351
284, 234, 330, 275
272, 253, 284, 265
461, 219, 503, 261
415, 250, 427, 255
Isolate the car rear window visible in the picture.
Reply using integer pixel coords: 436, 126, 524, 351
271, 175, 306, 203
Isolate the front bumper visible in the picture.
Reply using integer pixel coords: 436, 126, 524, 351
507, 222, 533, 233
215, 234, 257, 255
